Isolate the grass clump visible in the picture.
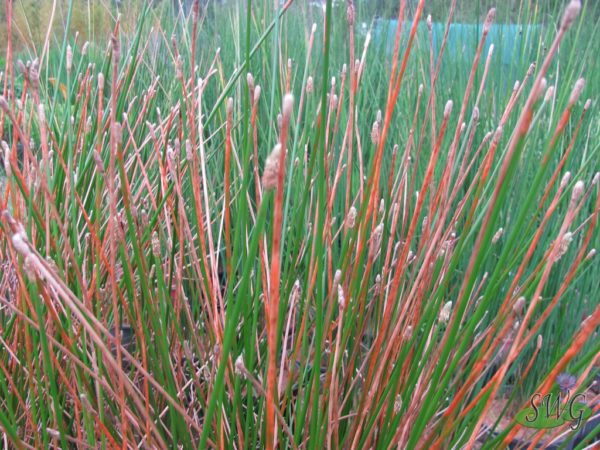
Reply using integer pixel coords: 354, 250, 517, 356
0, 0, 599, 448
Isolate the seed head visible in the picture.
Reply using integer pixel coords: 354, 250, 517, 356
537, 335, 543, 349
111, 34, 120, 61
346, 4, 355, 25
112, 122, 123, 146
568, 78, 585, 107
369, 223, 384, 259
185, 139, 193, 161
254, 85, 261, 103
585, 248, 596, 261
371, 120, 380, 145
570, 180, 585, 205
513, 80, 520, 92
66, 45, 73, 74
11, 231, 31, 257
583, 99, 591, 110
444, 100, 453, 118
555, 232, 573, 261
333, 269, 342, 289
151, 232, 161, 256
536, 78, 547, 100
492, 227, 504, 244
93, 150, 105, 174
291, 279, 301, 301
513, 296, 526, 315
22, 254, 38, 281
560, 171, 571, 189
330, 94, 338, 109
337, 284, 346, 309
483, 8, 496, 34
373, 274, 381, 296
16, 60, 26, 76
347, 206, 357, 228
235, 353, 246, 376
2, 141, 10, 176
544, 85, 555, 102
282, 94, 294, 121
262, 144, 282, 191
561, 1, 581, 31
394, 394, 403, 413
439, 301, 453, 323
306, 76, 314, 93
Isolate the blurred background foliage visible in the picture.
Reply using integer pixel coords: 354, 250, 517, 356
2, 0, 599, 62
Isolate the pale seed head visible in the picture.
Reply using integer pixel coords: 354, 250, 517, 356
571, 181, 585, 205
560, 171, 571, 188
561, 1, 581, 31
555, 232, 573, 260
337, 284, 346, 309
306, 76, 314, 93
235, 354, 246, 376
585, 248, 596, 261
347, 206, 357, 228
439, 301, 453, 323
371, 120, 380, 145
282, 94, 294, 122
492, 227, 504, 244
66, 45, 73, 73
333, 269, 342, 289
262, 144, 282, 191
568, 78, 585, 106
11, 231, 31, 257
369, 223, 384, 259
483, 8, 496, 33
513, 296, 526, 315
444, 100, 453, 118
254, 85, 261, 103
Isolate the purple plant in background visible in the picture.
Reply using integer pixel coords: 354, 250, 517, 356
556, 372, 577, 393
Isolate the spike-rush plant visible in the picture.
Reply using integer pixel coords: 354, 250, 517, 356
0, 0, 599, 448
